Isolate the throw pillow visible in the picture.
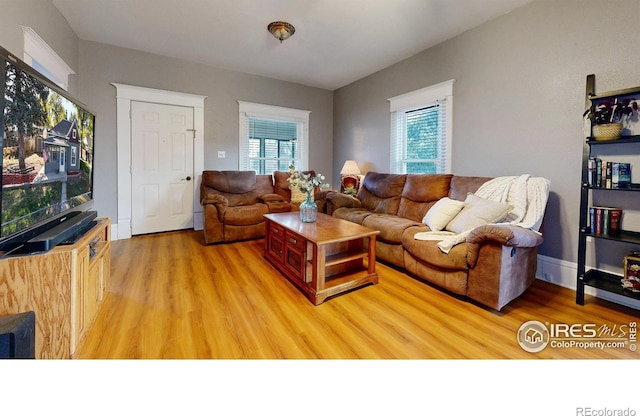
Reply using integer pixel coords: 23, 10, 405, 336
422, 197, 465, 231
445, 193, 511, 234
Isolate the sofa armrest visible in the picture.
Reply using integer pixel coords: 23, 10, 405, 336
326, 191, 362, 214
201, 192, 228, 221
260, 193, 285, 203
466, 225, 543, 268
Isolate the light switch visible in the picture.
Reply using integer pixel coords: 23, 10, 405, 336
218, 151, 225, 158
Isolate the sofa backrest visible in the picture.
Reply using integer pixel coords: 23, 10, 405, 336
357, 172, 407, 215
448, 176, 492, 201
201, 170, 274, 206
397, 174, 453, 221
355, 172, 493, 221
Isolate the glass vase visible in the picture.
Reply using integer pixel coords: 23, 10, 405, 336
299, 192, 318, 223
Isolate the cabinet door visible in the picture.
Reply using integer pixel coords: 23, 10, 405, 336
71, 247, 89, 353
284, 232, 307, 281
85, 254, 102, 327
267, 224, 286, 262
285, 246, 306, 281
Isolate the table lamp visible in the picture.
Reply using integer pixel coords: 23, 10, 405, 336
340, 160, 361, 195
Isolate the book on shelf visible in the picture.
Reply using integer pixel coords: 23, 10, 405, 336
616, 162, 631, 189
588, 158, 632, 189
588, 157, 596, 187
589, 206, 623, 235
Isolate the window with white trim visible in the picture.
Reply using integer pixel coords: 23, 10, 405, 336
238, 101, 310, 173
22, 26, 75, 90
388, 79, 454, 174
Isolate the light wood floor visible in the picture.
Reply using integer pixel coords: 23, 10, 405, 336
76, 230, 640, 359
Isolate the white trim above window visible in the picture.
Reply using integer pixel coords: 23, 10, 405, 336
388, 79, 455, 174
388, 79, 454, 112
238, 101, 311, 172
21, 26, 75, 90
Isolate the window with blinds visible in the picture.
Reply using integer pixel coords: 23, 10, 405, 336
247, 118, 298, 174
238, 101, 310, 174
388, 80, 454, 174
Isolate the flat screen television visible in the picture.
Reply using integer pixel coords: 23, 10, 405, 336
0, 45, 96, 256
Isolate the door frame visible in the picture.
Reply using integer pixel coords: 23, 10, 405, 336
113, 83, 206, 240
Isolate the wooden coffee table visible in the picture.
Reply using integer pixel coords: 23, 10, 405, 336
263, 212, 380, 305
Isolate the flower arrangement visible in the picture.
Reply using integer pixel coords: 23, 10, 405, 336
584, 97, 638, 125
287, 165, 330, 195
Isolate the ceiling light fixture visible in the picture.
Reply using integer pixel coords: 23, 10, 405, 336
268, 21, 295, 43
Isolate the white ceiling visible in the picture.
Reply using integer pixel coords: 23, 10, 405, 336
52, 0, 535, 91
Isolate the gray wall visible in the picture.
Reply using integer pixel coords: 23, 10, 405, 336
3, 0, 640, 268
0, 0, 333, 227
77, 41, 333, 224
333, 0, 640, 262
0, 0, 79, 93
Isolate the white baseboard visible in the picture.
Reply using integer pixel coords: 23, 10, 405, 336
111, 212, 202, 240
537, 254, 640, 310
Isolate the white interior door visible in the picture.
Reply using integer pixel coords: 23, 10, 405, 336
131, 101, 194, 235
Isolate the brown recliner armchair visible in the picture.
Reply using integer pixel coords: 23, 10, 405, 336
200, 171, 290, 244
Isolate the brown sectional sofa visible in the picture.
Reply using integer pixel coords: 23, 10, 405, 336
326, 172, 544, 310
200, 170, 328, 244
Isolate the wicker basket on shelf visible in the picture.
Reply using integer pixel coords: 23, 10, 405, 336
593, 123, 623, 141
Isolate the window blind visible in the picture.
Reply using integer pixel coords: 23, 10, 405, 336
238, 101, 310, 173
388, 80, 454, 174
390, 101, 448, 174
243, 117, 299, 174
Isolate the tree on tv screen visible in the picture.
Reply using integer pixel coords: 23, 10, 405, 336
3, 62, 49, 171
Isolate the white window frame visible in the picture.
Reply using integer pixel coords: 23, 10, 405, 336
70, 146, 77, 167
238, 101, 311, 172
388, 79, 454, 174
21, 26, 75, 90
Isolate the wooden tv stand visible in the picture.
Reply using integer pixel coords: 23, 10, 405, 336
0, 217, 111, 359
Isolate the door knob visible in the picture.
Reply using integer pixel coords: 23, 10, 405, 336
182, 176, 192, 181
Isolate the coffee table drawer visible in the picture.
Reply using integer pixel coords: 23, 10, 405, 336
270, 223, 285, 238
285, 231, 306, 251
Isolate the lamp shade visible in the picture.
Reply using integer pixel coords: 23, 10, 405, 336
340, 160, 361, 175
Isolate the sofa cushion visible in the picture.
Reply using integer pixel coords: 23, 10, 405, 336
403, 227, 469, 270
445, 193, 511, 234
203, 170, 257, 194
224, 204, 269, 226
422, 197, 465, 231
361, 214, 422, 244
397, 174, 453, 221
272, 171, 291, 201
357, 172, 407, 214
333, 207, 373, 225
449, 176, 491, 201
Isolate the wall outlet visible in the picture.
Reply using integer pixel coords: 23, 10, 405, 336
218, 151, 225, 158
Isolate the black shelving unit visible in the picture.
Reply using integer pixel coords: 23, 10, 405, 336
576, 74, 640, 305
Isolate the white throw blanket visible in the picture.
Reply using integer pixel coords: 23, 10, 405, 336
415, 175, 550, 253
